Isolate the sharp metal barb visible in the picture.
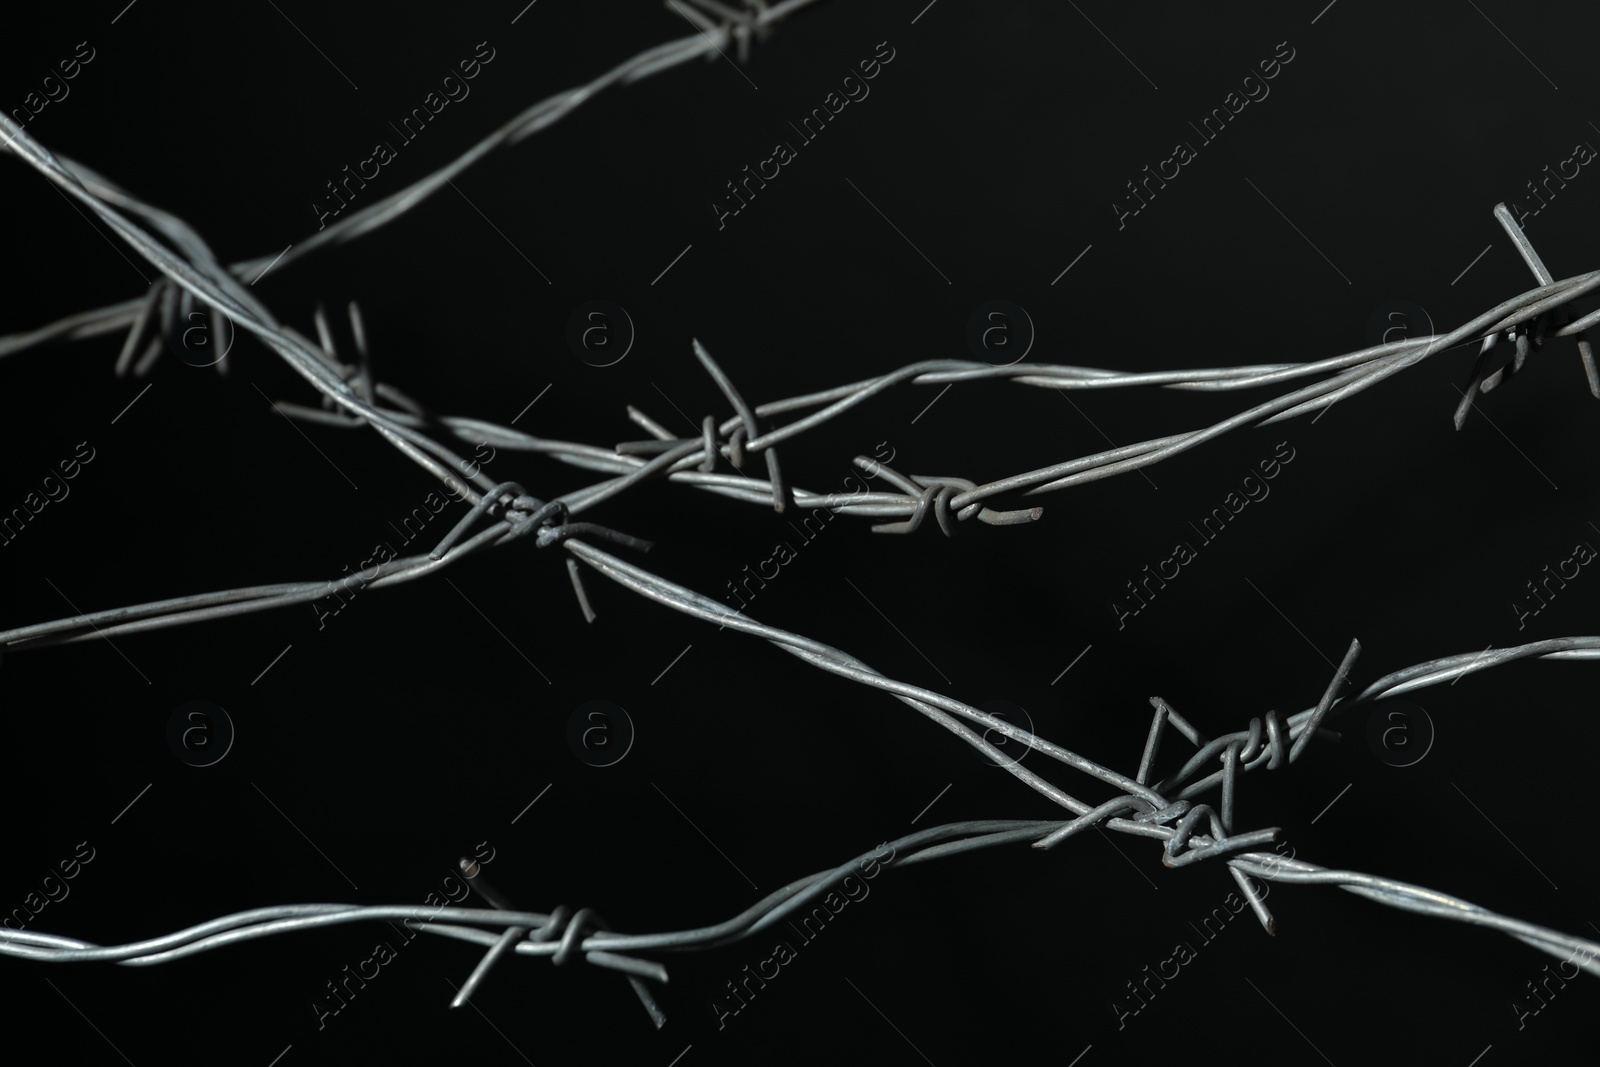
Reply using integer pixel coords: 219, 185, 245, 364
1455, 332, 1501, 427
1289, 638, 1361, 763
1492, 201, 1598, 399
1151, 696, 1205, 748
1137, 702, 1167, 786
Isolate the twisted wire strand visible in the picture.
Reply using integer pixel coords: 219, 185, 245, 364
8, 819, 1599, 1005
561, 534, 1600, 829
3, 89, 1595, 643
1, 118, 1594, 646
1, 22, 1594, 552
0, 0, 831, 368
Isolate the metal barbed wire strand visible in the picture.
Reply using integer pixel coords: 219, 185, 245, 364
9, 813, 1600, 1018
195, 252, 1600, 519
553, 535, 1600, 987
5, 100, 1597, 617
0, 0, 831, 370
17, 467, 1586, 848
558, 533, 1600, 824
479, 259, 1600, 504
5, 277, 1598, 648
260, 259, 1599, 526
5, 66, 1597, 520
1, 0, 1593, 553
1, 91, 899, 562
8, 802, 1599, 989
0, 113, 541, 521
573, 538, 1591, 938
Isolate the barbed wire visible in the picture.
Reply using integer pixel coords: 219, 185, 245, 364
2, 106, 1596, 646
5, 622, 1598, 1021
1, 8, 1597, 553
0, 0, 831, 373
3, 0, 1598, 1037
9, 825, 1600, 989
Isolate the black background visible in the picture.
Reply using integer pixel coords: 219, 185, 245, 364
2, 1, 1597, 1064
